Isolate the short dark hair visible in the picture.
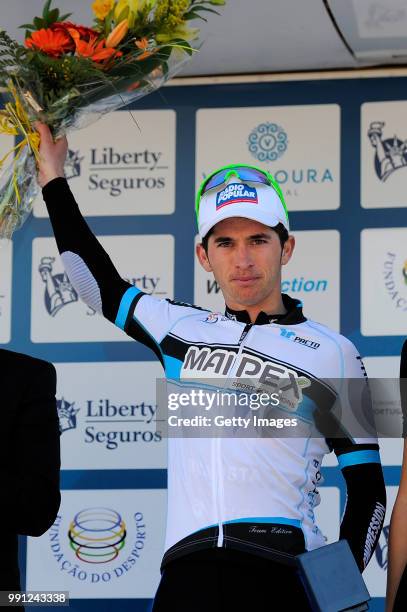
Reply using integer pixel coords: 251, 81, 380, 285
201, 223, 289, 254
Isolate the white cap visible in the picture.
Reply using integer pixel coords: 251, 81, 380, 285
197, 178, 289, 239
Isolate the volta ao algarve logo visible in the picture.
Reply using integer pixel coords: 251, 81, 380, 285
248, 123, 288, 163
68, 508, 127, 564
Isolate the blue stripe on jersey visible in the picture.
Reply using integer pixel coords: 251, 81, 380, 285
115, 286, 142, 330
338, 450, 381, 469
224, 517, 302, 528
164, 355, 183, 379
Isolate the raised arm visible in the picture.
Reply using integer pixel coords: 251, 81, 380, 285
36, 123, 205, 365
37, 122, 131, 323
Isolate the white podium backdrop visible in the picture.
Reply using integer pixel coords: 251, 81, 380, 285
1, 76, 406, 612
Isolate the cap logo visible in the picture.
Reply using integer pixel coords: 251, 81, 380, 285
216, 183, 258, 210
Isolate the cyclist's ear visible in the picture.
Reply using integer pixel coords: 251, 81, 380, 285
281, 235, 295, 266
196, 242, 213, 272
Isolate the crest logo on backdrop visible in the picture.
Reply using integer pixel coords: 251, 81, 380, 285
248, 122, 288, 162
38, 257, 78, 316
57, 398, 80, 435
368, 121, 407, 181
245, 121, 334, 191
65, 149, 84, 180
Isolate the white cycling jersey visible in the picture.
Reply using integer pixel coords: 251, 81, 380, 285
114, 286, 378, 564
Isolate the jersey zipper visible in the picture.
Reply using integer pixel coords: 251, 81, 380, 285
216, 322, 253, 547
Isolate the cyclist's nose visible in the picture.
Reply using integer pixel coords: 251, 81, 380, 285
234, 243, 254, 269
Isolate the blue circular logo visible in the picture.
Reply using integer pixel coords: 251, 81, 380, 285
247, 123, 288, 162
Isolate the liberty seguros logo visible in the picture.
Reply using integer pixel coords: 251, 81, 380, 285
39, 257, 78, 317
48, 506, 146, 584
368, 121, 407, 182
64, 144, 167, 197
55, 394, 160, 450
65, 149, 84, 180
57, 397, 79, 434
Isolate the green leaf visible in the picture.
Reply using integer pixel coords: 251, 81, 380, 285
193, 6, 221, 14
59, 13, 72, 21
33, 17, 44, 30
185, 12, 207, 21
18, 23, 36, 30
42, 0, 53, 19
170, 38, 194, 55
48, 8, 60, 23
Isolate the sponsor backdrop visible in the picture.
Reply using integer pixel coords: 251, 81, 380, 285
1, 75, 406, 611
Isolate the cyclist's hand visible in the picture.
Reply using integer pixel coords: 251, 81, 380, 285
35, 122, 68, 188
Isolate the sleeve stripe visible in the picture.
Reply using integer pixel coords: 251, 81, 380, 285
115, 286, 142, 330
338, 450, 381, 469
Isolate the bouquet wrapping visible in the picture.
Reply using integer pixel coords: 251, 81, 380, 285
0, 0, 225, 237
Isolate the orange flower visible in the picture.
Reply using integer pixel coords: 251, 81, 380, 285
106, 19, 129, 48
135, 37, 153, 61
70, 30, 121, 63
25, 28, 73, 57
52, 21, 99, 43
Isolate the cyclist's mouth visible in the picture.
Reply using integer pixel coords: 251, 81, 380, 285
231, 276, 261, 286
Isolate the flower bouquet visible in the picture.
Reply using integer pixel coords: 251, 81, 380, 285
0, 0, 225, 237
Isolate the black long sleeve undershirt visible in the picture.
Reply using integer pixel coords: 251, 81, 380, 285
42, 177, 130, 322
339, 462, 386, 570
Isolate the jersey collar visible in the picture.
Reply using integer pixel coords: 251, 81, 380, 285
224, 293, 306, 325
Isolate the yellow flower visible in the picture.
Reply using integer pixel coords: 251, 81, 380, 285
114, 0, 135, 20
114, 0, 149, 27
157, 25, 199, 43
92, 0, 115, 20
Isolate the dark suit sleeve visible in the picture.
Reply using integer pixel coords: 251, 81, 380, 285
0, 359, 61, 536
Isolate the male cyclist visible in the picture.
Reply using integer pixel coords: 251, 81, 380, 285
36, 122, 385, 611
